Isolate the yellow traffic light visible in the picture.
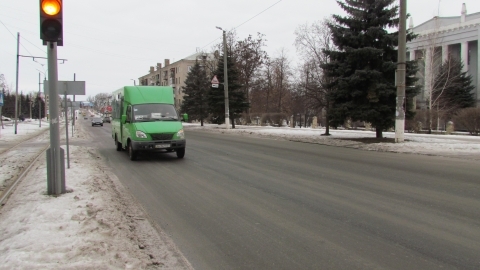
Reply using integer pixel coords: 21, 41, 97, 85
39, 0, 63, 46
41, 0, 61, 16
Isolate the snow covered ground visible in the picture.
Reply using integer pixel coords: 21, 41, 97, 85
0, 120, 478, 269
184, 123, 480, 161
0, 120, 192, 269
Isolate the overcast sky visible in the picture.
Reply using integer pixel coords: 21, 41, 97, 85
1, 0, 479, 100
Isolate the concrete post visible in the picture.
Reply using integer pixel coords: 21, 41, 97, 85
446, 121, 454, 134
478, 29, 480, 106
312, 116, 318, 129
395, 0, 407, 143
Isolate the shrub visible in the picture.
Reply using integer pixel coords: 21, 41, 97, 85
453, 107, 480, 135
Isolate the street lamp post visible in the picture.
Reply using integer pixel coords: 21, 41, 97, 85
216, 26, 230, 129
131, 79, 136, 86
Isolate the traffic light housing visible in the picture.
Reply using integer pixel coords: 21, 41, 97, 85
39, 0, 63, 46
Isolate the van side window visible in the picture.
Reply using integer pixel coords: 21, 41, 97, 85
126, 106, 132, 122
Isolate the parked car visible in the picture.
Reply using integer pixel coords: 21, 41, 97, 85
91, 117, 103, 126
103, 116, 111, 123
1, 116, 12, 121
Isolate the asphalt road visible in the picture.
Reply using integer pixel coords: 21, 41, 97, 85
80, 120, 480, 270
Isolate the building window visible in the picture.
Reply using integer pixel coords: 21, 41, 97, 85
188, 66, 192, 72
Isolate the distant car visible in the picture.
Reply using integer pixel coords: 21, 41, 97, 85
91, 117, 103, 126
1, 116, 12, 121
103, 116, 111, 123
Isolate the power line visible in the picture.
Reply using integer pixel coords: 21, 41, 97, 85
199, 0, 283, 52
0, 20, 40, 57
233, 0, 284, 30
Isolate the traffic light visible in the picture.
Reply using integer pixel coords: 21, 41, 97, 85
39, 0, 63, 46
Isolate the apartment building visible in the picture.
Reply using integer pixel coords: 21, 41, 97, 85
138, 52, 213, 110
407, 3, 480, 108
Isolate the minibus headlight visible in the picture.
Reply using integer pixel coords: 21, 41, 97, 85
177, 129, 185, 139
136, 130, 147, 138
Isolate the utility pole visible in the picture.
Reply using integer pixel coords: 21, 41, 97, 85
39, 73, 43, 127
395, 0, 407, 143
216, 26, 230, 129
14, 32, 20, 134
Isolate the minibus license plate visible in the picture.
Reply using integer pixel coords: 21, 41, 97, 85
155, 144, 170, 148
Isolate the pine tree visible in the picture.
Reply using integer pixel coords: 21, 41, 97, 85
180, 62, 210, 126
207, 50, 249, 128
322, 0, 417, 138
433, 57, 475, 118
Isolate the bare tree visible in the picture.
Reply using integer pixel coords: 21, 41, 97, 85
270, 49, 293, 114
416, 17, 473, 133
233, 33, 268, 119
294, 18, 336, 135
0, 74, 11, 94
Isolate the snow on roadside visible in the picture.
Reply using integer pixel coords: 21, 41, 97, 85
0, 121, 192, 269
184, 123, 480, 160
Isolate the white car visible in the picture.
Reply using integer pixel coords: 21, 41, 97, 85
1, 116, 12, 121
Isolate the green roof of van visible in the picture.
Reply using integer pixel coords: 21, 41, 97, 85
123, 86, 174, 105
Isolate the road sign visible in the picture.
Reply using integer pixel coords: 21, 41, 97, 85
44, 80, 85, 95
211, 75, 219, 84
212, 84, 219, 88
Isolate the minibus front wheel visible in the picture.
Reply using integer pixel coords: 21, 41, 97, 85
128, 141, 137, 161
176, 147, 185, 159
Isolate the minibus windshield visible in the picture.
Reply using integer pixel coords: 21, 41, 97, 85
133, 104, 178, 122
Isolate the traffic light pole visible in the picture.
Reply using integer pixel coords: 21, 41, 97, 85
46, 41, 65, 195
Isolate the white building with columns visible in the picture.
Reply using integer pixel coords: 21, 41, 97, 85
407, 3, 480, 108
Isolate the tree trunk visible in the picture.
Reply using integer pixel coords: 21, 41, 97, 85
427, 108, 432, 134
376, 128, 383, 138
324, 101, 331, 136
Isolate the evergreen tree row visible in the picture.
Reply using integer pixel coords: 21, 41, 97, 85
1, 90, 46, 120
181, 50, 249, 128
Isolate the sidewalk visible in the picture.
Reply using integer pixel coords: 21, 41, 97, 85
0, 120, 192, 269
